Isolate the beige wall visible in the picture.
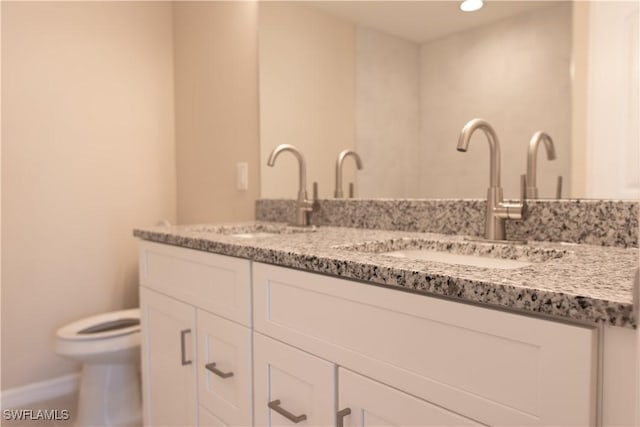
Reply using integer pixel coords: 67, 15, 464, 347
571, 1, 589, 199
583, 1, 639, 200
174, 1, 259, 223
355, 27, 420, 198
419, 3, 572, 199
1, 2, 176, 390
259, 2, 355, 199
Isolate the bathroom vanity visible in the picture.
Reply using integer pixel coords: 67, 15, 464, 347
135, 205, 638, 427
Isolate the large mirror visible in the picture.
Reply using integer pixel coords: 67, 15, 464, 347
259, 1, 639, 200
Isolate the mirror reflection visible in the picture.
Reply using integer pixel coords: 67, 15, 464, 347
259, 1, 639, 200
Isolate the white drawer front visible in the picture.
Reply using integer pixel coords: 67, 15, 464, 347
139, 241, 251, 326
253, 262, 596, 426
197, 309, 252, 427
339, 368, 483, 426
198, 405, 227, 427
254, 333, 336, 427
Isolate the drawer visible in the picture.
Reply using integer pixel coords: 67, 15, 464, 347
139, 241, 251, 326
339, 368, 483, 426
253, 333, 335, 427
198, 405, 226, 427
253, 262, 596, 426
197, 309, 252, 427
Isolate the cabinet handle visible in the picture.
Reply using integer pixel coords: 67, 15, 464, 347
337, 408, 351, 427
268, 399, 307, 423
180, 329, 192, 366
204, 362, 234, 379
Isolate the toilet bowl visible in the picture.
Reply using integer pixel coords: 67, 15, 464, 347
56, 308, 142, 427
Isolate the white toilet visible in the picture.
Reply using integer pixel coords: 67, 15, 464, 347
55, 308, 142, 427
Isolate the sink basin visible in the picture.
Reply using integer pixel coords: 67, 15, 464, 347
230, 232, 281, 239
381, 249, 533, 270
184, 223, 316, 238
338, 237, 565, 270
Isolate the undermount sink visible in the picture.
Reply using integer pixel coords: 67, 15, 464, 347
338, 238, 565, 270
185, 222, 317, 238
381, 249, 533, 270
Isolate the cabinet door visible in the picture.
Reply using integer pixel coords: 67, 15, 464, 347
254, 333, 335, 426
338, 368, 483, 427
197, 309, 252, 426
198, 405, 227, 427
140, 287, 197, 427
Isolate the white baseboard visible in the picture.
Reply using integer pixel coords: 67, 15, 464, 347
0, 373, 79, 410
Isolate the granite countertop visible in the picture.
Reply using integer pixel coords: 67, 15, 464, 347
134, 222, 639, 328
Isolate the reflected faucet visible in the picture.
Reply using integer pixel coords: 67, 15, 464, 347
457, 119, 527, 241
267, 144, 314, 226
525, 131, 557, 199
334, 149, 363, 198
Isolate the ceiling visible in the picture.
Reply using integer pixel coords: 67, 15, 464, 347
308, 0, 561, 43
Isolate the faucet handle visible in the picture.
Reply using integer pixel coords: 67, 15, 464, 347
519, 174, 529, 220
556, 176, 563, 199
497, 176, 528, 221
312, 182, 320, 211
349, 183, 355, 198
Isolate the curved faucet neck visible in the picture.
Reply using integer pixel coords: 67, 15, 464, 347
335, 150, 363, 198
526, 131, 556, 198
457, 118, 501, 188
267, 144, 307, 200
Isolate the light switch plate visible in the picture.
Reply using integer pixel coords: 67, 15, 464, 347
237, 162, 249, 191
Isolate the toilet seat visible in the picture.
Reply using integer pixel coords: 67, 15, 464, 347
57, 308, 140, 341
55, 308, 141, 359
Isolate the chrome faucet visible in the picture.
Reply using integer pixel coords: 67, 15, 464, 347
267, 144, 314, 226
457, 119, 526, 241
525, 131, 557, 199
334, 149, 363, 198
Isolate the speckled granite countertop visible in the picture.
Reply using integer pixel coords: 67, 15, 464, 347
134, 222, 638, 328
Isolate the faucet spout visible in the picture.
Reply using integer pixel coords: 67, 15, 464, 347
457, 118, 526, 241
457, 118, 501, 188
267, 144, 308, 199
267, 144, 313, 226
526, 131, 556, 199
334, 149, 363, 198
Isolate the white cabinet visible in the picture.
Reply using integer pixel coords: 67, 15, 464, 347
252, 262, 597, 426
139, 241, 635, 426
139, 241, 253, 427
198, 406, 227, 427
140, 287, 197, 427
254, 333, 482, 427
139, 240, 251, 327
198, 310, 252, 426
338, 368, 482, 427
254, 333, 335, 426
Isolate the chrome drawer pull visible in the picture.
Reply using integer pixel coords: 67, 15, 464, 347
337, 408, 351, 427
180, 329, 192, 366
268, 399, 307, 423
205, 362, 234, 379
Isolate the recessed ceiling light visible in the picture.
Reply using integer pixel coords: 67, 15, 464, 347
460, 0, 483, 12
